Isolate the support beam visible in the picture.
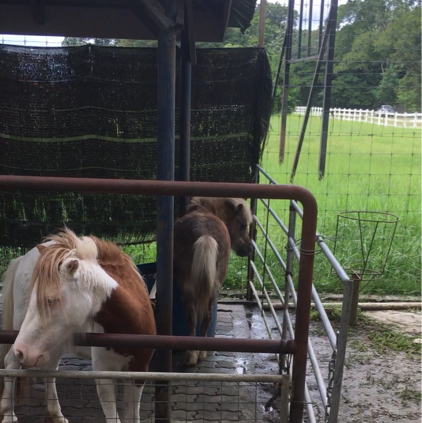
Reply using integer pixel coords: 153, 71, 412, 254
155, 1, 177, 421
258, 0, 266, 48
318, 0, 339, 179
178, 1, 194, 217
126, 0, 177, 35
278, 0, 295, 164
289, 14, 332, 182
307, 0, 313, 56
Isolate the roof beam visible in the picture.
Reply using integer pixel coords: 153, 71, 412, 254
126, 0, 177, 35
28, 0, 45, 25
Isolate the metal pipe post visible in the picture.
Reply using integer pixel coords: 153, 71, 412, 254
328, 279, 353, 423
178, 4, 192, 217
156, 4, 177, 419
318, 0, 339, 179
281, 202, 296, 372
279, 0, 295, 164
246, 171, 259, 300
349, 272, 361, 325
258, 0, 266, 47
289, 196, 317, 423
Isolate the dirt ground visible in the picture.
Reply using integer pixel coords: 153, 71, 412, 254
307, 309, 421, 423
0, 297, 420, 422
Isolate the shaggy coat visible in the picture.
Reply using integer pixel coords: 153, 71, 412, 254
174, 197, 252, 366
0, 229, 155, 423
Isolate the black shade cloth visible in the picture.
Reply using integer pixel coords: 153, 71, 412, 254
0, 45, 272, 248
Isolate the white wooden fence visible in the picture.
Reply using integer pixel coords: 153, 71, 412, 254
295, 106, 422, 128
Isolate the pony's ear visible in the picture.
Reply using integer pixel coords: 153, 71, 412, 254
36, 244, 47, 253
66, 259, 79, 275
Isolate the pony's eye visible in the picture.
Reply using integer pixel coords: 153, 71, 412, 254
47, 298, 58, 305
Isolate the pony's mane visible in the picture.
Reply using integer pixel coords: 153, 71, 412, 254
32, 228, 98, 320
189, 197, 252, 224
92, 237, 148, 293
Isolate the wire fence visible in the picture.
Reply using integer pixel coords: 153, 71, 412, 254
266, 94, 420, 295
0, 367, 284, 423
295, 106, 422, 129
0, 0, 420, 296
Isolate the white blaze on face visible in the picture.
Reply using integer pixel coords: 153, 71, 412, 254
13, 257, 118, 368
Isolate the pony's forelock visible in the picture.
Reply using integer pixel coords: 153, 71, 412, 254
189, 197, 252, 224
32, 228, 100, 323
225, 198, 252, 224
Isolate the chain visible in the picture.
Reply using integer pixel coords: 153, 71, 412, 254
325, 331, 339, 423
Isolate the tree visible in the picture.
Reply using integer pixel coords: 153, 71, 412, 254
332, 0, 420, 110
62, 37, 115, 46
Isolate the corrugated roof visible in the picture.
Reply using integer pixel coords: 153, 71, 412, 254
0, 0, 258, 41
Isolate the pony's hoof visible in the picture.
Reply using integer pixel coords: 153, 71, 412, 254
185, 350, 199, 366
44, 417, 69, 423
199, 350, 207, 360
1, 416, 18, 423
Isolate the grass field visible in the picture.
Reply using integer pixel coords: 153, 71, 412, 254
224, 114, 421, 296
121, 114, 420, 297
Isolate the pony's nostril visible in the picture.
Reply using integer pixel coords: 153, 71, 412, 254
15, 349, 24, 363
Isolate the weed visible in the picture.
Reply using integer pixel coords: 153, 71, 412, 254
354, 314, 421, 357
397, 387, 422, 403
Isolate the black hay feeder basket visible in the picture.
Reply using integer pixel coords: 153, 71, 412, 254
333, 210, 400, 283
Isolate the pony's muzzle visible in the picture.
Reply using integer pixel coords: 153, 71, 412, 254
13, 344, 47, 368
235, 242, 252, 257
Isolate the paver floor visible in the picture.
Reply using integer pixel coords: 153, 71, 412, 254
6, 304, 281, 423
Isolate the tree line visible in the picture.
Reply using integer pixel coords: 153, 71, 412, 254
63, 0, 421, 112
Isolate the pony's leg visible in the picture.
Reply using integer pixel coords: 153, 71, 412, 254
44, 377, 69, 423
184, 300, 199, 366
121, 380, 144, 423
198, 300, 215, 360
92, 348, 121, 423
0, 348, 21, 423
44, 358, 69, 423
95, 378, 120, 423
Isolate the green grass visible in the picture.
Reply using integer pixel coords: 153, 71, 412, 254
227, 114, 421, 296
125, 114, 421, 297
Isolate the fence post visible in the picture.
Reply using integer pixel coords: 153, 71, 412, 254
404, 112, 407, 127
394, 112, 397, 127
349, 273, 361, 325
414, 113, 417, 128
281, 201, 296, 372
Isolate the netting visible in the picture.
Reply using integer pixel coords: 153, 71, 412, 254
0, 45, 272, 248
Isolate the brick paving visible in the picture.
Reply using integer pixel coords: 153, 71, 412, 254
6, 304, 281, 423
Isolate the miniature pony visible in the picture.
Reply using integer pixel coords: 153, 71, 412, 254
0, 229, 156, 423
174, 197, 252, 365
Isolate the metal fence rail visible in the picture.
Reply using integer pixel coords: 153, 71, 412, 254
247, 165, 353, 423
0, 175, 318, 423
0, 369, 290, 423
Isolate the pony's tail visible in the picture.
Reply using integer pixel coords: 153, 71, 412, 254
191, 236, 218, 320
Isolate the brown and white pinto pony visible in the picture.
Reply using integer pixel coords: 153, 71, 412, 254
174, 197, 252, 366
0, 229, 156, 423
